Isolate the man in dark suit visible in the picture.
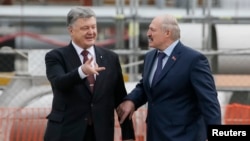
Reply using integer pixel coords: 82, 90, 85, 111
44, 6, 135, 141
117, 14, 221, 141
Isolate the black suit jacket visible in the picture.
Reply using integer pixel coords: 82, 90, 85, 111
44, 43, 134, 141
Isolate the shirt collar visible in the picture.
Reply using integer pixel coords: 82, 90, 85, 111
160, 40, 179, 56
72, 41, 95, 56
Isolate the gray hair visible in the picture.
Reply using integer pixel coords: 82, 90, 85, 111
161, 14, 181, 40
66, 7, 96, 27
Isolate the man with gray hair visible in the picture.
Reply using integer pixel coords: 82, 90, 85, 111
44, 6, 135, 141
117, 14, 221, 141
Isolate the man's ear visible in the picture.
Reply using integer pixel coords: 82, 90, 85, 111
165, 30, 171, 37
165, 30, 171, 35
67, 26, 73, 33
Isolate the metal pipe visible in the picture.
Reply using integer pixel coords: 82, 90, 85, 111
128, 0, 140, 81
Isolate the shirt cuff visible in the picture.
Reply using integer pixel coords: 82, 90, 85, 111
78, 66, 87, 79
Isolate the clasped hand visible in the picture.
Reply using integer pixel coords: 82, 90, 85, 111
116, 100, 135, 124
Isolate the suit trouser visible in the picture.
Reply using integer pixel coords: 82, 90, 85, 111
84, 125, 96, 141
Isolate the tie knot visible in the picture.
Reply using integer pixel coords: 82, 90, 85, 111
158, 52, 166, 59
81, 50, 89, 57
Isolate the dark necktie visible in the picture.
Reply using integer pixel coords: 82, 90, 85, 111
81, 50, 95, 93
152, 52, 166, 86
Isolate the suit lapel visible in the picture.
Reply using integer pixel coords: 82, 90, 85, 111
67, 43, 82, 68
144, 50, 158, 92
92, 46, 105, 99
152, 43, 182, 86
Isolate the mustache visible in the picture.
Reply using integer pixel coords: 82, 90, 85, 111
148, 35, 153, 41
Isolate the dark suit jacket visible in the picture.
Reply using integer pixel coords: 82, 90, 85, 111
44, 43, 134, 141
125, 41, 221, 141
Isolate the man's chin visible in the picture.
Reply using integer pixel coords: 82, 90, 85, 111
149, 45, 155, 48
86, 42, 95, 47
